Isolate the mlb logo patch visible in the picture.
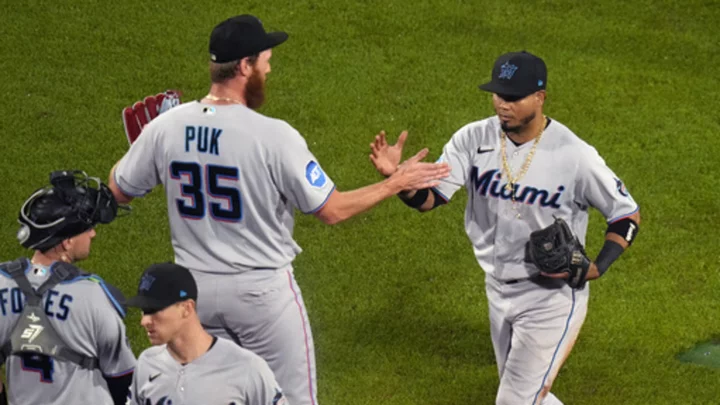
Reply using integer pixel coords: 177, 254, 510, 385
305, 161, 327, 188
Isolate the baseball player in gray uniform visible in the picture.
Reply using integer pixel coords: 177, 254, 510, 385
370, 51, 641, 404
127, 262, 286, 405
0, 170, 135, 405
108, 14, 449, 405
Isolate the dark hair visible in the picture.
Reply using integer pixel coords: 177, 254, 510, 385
209, 54, 258, 83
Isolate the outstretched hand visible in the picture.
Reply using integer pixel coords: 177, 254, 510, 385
369, 130, 408, 177
388, 148, 450, 192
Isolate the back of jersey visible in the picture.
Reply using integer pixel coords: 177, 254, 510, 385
114, 102, 335, 273
0, 260, 135, 405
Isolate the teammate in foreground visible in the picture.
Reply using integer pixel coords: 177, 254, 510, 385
109, 14, 449, 405
127, 262, 286, 405
0, 170, 135, 405
370, 51, 641, 405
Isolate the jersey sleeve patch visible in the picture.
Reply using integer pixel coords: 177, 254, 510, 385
615, 177, 631, 198
305, 161, 327, 188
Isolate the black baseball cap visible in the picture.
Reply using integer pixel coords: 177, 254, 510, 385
209, 14, 288, 63
127, 263, 198, 313
478, 51, 547, 98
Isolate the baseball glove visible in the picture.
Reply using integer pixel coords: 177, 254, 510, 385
122, 90, 182, 145
524, 217, 591, 289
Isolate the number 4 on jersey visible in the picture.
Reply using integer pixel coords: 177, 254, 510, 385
21, 353, 54, 383
170, 162, 242, 222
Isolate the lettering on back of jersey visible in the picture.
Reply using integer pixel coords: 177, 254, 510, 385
471, 168, 565, 209
0, 288, 72, 319
185, 126, 222, 155
305, 161, 327, 187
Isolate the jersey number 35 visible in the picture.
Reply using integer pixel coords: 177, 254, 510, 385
170, 161, 242, 222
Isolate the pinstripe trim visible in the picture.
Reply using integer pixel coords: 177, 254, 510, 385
286, 271, 316, 405
532, 289, 576, 404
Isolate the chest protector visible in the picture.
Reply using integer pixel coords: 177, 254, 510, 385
0, 259, 98, 369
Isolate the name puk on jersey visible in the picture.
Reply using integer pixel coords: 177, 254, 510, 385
305, 161, 327, 188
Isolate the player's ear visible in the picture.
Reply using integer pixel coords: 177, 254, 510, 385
181, 300, 195, 318
60, 237, 73, 253
536, 90, 547, 106
239, 57, 253, 77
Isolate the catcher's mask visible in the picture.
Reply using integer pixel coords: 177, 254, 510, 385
17, 170, 128, 252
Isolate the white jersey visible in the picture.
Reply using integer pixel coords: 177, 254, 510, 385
114, 102, 335, 273
0, 260, 135, 405
434, 116, 638, 281
129, 337, 287, 405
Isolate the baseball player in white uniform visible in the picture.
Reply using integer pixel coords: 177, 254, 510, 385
0, 170, 135, 405
108, 15, 449, 405
370, 51, 641, 404
127, 262, 286, 405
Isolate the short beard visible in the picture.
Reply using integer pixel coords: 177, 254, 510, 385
245, 69, 266, 110
501, 111, 536, 133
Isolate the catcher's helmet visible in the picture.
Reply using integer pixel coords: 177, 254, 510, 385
17, 170, 123, 252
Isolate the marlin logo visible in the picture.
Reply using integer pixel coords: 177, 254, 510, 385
471, 168, 565, 208
498, 62, 519, 80
139, 274, 156, 292
21, 324, 44, 343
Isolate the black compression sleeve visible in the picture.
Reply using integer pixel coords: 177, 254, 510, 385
399, 188, 429, 209
595, 240, 625, 276
105, 372, 133, 405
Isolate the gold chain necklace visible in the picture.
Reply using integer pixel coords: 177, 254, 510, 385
500, 116, 546, 202
203, 94, 244, 104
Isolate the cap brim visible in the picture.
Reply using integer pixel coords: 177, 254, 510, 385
478, 81, 533, 98
126, 296, 175, 312
262, 31, 288, 52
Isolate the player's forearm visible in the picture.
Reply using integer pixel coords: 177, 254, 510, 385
315, 180, 400, 224
594, 210, 641, 276
398, 189, 436, 212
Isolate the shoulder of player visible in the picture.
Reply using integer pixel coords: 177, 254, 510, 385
257, 115, 304, 142
445, 116, 500, 151
139, 101, 200, 134
61, 271, 128, 318
545, 118, 600, 158
137, 344, 168, 363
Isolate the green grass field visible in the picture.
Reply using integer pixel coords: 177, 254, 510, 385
1, 0, 719, 403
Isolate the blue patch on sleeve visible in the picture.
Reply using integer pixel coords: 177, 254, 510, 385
305, 161, 327, 188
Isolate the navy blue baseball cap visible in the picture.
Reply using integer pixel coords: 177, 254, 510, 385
209, 15, 288, 63
127, 263, 198, 313
479, 51, 547, 98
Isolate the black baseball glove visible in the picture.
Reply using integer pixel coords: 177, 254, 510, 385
524, 217, 591, 289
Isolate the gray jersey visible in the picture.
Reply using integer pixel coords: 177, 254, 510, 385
434, 116, 638, 281
129, 337, 287, 405
0, 261, 136, 405
114, 102, 335, 273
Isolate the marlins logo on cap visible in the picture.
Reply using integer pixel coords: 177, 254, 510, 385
139, 274, 156, 291
498, 62, 519, 80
